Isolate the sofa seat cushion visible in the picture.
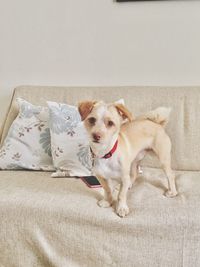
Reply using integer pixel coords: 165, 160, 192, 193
0, 168, 200, 267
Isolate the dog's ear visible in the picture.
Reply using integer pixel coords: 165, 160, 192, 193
115, 103, 134, 122
78, 101, 97, 121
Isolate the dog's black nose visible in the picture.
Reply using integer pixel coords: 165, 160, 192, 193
93, 133, 101, 141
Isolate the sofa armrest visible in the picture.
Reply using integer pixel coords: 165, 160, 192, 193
0, 88, 18, 146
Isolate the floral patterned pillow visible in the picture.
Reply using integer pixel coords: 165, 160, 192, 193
0, 98, 54, 171
47, 101, 92, 177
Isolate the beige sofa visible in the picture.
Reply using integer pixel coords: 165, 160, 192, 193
0, 85, 200, 267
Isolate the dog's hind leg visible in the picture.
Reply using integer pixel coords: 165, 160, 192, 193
129, 161, 138, 189
153, 133, 178, 197
129, 151, 145, 189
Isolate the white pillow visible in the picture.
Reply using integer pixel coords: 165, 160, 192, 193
47, 99, 125, 177
47, 101, 92, 177
0, 98, 54, 171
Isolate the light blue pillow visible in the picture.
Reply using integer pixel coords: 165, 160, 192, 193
47, 101, 92, 177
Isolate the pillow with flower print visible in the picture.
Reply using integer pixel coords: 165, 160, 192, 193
47, 99, 125, 177
0, 98, 54, 171
47, 101, 92, 177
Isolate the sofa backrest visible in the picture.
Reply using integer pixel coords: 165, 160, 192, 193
1, 85, 200, 171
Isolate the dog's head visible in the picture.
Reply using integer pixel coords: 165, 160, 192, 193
78, 101, 133, 147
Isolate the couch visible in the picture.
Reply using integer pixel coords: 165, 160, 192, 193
0, 85, 200, 267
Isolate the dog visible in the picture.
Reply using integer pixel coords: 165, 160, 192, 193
78, 101, 178, 217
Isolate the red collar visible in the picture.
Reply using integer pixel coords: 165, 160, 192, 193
90, 140, 118, 159
102, 140, 118, 159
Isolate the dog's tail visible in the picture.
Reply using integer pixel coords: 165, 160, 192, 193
138, 107, 171, 127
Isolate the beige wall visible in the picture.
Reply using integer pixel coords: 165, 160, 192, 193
1, 0, 200, 128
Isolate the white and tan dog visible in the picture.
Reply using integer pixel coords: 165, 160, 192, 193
78, 101, 178, 217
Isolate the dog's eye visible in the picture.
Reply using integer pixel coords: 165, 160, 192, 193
88, 117, 96, 125
107, 120, 114, 127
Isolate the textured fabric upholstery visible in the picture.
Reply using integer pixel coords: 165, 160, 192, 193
1, 85, 200, 171
0, 85, 200, 267
0, 168, 200, 267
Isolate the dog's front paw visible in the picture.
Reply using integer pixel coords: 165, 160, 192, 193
98, 199, 112, 208
165, 190, 178, 198
116, 203, 129, 217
